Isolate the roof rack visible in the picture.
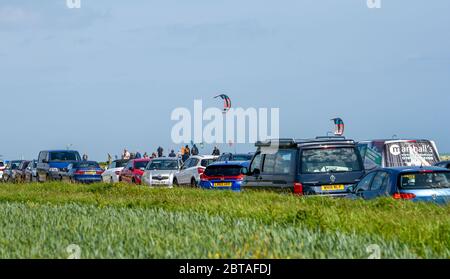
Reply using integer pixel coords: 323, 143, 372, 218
255, 138, 297, 147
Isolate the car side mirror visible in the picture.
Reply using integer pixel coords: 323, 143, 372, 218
240, 167, 249, 175
347, 185, 355, 193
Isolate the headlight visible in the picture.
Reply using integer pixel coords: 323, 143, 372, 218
49, 168, 59, 172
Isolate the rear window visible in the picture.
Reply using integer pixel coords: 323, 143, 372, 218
400, 172, 450, 189
201, 159, 216, 167
0, 162, 4, 167
233, 154, 253, 161
147, 160, 179, 170
385, 140, 439, 167
204, 165, 243, 176
301, 147, 362, 174
115, 160, 128, 168
134, 161, 149, 170
50, 151, 80, 161
73, 162, 100, 169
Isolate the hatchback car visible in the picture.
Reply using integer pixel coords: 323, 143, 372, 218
173, 155, 218, 187
12, 160, 31, 183
242, 137, 365, 196
65, 161, 104, 183
2, 160, 25, 183
348, 167, 450, 204
142, 158, 182, 187
199, 161, 249, 191
119, 158, 151, 184
102, 159, 129, 183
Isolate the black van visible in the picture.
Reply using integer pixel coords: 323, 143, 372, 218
242, 137, 365, 196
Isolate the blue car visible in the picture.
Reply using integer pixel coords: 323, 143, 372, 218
199, 161, 249, 192
65, 161, 104, 183
349, 166, 450, 204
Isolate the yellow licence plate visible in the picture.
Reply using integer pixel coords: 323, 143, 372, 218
321, 185, 345, 191
214, 182, 232, 187
85, 171, 96, 175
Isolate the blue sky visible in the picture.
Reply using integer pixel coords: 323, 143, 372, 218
1, 0, 449, 161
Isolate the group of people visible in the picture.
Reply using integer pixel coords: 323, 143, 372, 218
110, 144, 222, 164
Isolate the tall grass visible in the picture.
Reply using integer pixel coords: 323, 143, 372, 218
0, 182, 449, 258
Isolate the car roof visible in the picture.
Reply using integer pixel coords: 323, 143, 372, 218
45, 150, 79, 153
190, 155, 218, 159
132, 158, 151, 162
358, 139, 433, 143
256, 137, 356, 148
151, 157, 179, 161
207, 161, 249, 167
383, 166, 450, 173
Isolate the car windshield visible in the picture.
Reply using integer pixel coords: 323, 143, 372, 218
301, 147, 362, 174
10, 161, 22, 169
399, 172, 450, 189
0, 162, 4, 167
134, 161, 149, 169
204, 165, 243, 176
50, 152, 80, 161
115, 160, 128, 168
201, 159, 216, 167
233, 154, 253, 161
73, 162, 100, 169
147, 160, 179, 170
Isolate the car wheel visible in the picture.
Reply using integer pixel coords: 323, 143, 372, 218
173, 178, 179, 186
191, 178, 197, 188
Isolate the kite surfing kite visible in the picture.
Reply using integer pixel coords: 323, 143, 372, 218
214, 94, 231, 113
332, 118, 345, 136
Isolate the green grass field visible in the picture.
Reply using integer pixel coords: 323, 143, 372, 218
0, 182, 449, 259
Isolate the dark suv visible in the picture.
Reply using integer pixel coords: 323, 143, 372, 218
242, 137, 365, 196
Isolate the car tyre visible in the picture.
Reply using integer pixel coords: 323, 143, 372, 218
191, 178, 197, 188
173, 178, 179, 187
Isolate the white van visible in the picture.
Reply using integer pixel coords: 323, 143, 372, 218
358, 139, 440, 170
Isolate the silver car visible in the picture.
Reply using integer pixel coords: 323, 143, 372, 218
142, 158, 182, 188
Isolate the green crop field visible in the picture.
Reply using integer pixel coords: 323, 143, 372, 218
0, 183, 449, 259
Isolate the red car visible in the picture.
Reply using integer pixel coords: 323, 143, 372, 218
119, 158, 151, 184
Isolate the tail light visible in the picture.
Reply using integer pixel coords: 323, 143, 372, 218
393, 193, 416, 200
294, 182, 303, 196
96, 170, 104, 175
115, 171, 121, 175
200, 173, 208, 181
236, 174, 244, 181
197, 168, 204, 174
75, 170, 85, 175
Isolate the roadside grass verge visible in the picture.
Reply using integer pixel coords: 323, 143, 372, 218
0, 182, 449, 258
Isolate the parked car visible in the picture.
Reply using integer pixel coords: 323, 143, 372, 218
216, 153, 254, 162
173, 155, 218, 187
102, 159, 129, 183
0, 161, 5, 180
241, 137, 365, 196
2, 160, 24, 182
142, 158, 182, 187
64, 161, 104, 183
199, 161, 249, 191
12, 160, 31, 183
36, 150, 82, 182
24, 160, 38, 182
347, 167, 450, 204
358, 139, 440, 170
119, 158, 151, 184
435, 161, 450, 170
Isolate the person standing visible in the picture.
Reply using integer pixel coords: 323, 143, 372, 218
82, 154, 88, 161
122, 149, 131, 160
191, 144, 199, 156
169, 150, 176, 158
157, 146, 164, 158
143, 152, 149, 159
135, 152, 142, 159
212, 146, 220, 156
